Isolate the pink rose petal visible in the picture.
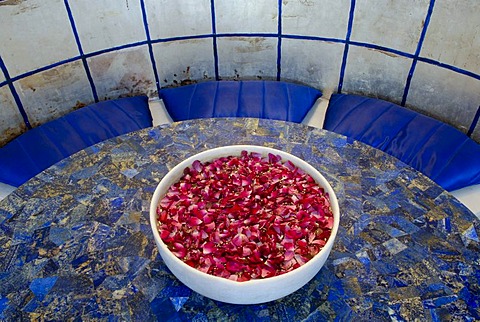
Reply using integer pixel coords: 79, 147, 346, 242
156, 151, 334, 282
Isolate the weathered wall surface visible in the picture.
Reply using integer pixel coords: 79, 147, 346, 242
0, 0, 479, 145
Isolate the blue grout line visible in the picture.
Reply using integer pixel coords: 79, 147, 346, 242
139, 0, 161, 98
0, 55, 32, 129
417, 57, 480, 81
401, 0, 436, 106
337, 0, 356, 94
210, 0, 219, 80
84, 41, 148, 59
217, 33, 278, 38
151, 34, 211, 44
9, 57, 81, 83
276, 0, 283, 81
63, 0, 99, 102
349, 41, 415, 59
282, 34, 345, 44
467, 106, 480, 137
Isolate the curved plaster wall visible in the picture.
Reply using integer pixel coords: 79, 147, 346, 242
0, 0, 479, 146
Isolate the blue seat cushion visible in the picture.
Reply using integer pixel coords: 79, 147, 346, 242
0, 96, 152, 187
323, 93, 480, 191
160, 80, 322, 123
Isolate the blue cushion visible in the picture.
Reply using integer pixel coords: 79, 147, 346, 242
160, 80, 322, 123
323, 94, 480, 191
0, 96, 152, 187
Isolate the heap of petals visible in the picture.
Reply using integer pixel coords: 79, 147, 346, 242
156, 150, 334, 282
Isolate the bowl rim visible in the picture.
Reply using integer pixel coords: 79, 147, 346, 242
149, 144, 340, 288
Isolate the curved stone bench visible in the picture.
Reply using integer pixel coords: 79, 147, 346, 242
322, 93, 480, 216
323, 93, 480, 192
159, 80, 322, 123
0, 96, 152, 189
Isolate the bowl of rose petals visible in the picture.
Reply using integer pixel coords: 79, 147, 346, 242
150, 145, 339, 304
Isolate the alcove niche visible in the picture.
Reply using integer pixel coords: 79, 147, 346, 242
0, 0, 479, 146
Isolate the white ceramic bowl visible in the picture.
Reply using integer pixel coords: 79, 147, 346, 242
150, 145, 340, 304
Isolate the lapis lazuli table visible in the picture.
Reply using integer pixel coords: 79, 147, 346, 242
0, 118, 478, 321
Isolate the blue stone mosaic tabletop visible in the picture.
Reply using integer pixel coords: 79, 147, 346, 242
0, 118, 478, 321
